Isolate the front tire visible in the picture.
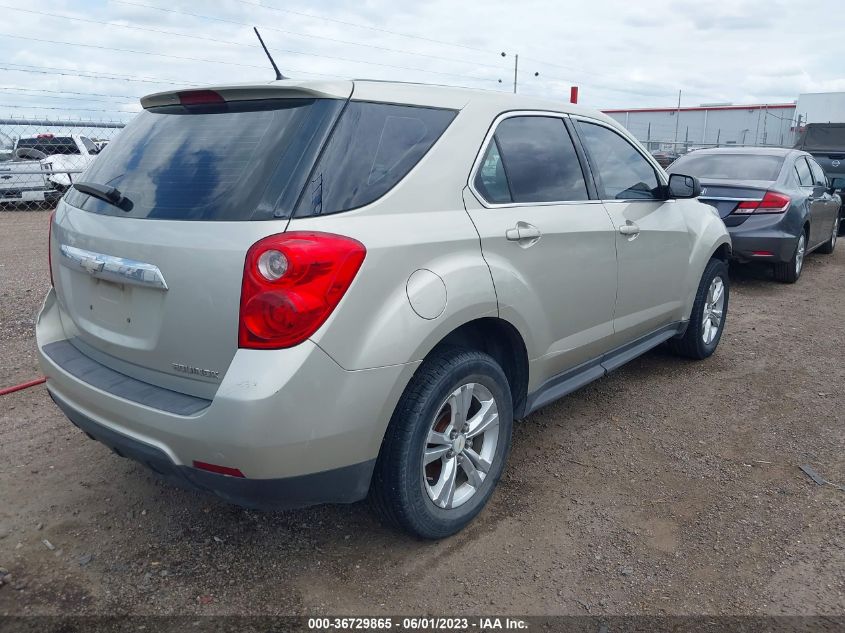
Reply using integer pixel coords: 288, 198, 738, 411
370, 347, 513, 539
668, 258, 729, 360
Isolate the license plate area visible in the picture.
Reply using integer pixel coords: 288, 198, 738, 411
60, 267, 165, 350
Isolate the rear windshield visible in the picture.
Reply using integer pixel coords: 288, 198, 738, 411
65, 99, 344, 221
669, 153, 784, 181
66, 98, 456, 221
17, 136, 79, 156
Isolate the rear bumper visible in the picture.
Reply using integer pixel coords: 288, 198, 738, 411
50, 389, 374, 509
726, 215, 799, 263
36, 289, 418, 509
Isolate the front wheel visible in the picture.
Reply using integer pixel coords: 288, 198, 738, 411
370, 348, 513, 539
668, 258, 729, 360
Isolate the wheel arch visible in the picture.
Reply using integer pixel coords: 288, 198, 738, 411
424, 317, 530, 419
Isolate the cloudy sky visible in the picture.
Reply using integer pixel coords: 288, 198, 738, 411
0, 0, 843, 123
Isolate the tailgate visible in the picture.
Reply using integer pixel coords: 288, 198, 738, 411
46, 87, 351, 399
51, 204, 288, 399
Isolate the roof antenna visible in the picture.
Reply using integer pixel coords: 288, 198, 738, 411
253, 27, 285, 80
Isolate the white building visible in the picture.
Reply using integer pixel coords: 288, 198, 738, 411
794, 92, 845, 126
602, 103, 797, 151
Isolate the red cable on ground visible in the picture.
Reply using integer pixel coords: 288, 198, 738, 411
0, 377, 47, 396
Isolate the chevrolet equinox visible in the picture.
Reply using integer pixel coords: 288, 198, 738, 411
37, 80, 731, 539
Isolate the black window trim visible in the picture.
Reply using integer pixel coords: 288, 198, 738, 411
570, 115, 668, 203
467, 109, 601, 208
794, 156, 813, 188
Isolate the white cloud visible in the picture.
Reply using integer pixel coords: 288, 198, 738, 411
0, 0, 842, 122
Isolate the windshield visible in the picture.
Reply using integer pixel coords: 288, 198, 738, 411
64, 98, 344, 221
669, 153, 784, 181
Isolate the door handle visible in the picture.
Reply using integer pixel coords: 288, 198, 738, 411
618, 222, 640, 236
505, 222, 542, 242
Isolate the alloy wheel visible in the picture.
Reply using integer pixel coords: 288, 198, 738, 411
423, 382, 499, 510
795, 234, 806, 276
701, 276, 725, 345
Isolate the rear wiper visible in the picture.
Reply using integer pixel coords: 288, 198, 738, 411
72, 181, 132, 211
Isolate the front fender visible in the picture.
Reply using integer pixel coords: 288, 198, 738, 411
680, 200, 732, 321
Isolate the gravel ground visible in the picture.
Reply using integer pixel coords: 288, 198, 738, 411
1, 210, 843, 616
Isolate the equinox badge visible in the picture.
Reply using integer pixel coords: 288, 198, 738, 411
172, 363, 220, 379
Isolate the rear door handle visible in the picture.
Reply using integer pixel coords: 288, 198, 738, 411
618, 222, 640, 237
505, 221, 542, 242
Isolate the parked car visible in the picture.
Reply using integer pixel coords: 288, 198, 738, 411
651, 150, 679, 168
0, 131, 12, 162
13, 133, 101, 190
794, 123, 845, 235
669, 147, 840, 283
0, 156, 60, 207
37, 80, 731, 539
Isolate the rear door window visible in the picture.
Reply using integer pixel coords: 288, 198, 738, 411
475, 115, 588, 204
474, 138, 512, 204
295, 101, 456, 216
794, 157, 813, 187
577, 122, 660, 200
808, 158, 827, 186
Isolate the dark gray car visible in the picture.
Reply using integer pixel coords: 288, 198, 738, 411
669, 147, 840, 283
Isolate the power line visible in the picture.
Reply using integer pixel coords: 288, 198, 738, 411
0, 86, 141, 100
0, 90, 137, 105
0, 29, 484, 85
0, 63, 200, 86
0, 103, 138, 114
19, 3, 506, 73
231, 0, 496, 55
0, 32, 270, 71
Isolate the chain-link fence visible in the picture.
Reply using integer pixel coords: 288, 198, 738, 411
0, 117, 125, 211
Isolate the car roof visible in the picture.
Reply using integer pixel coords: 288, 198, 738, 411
141, 78, 619, 126
681, 146, 800, 158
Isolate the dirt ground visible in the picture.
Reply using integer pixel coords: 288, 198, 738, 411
1, 210, 843, 617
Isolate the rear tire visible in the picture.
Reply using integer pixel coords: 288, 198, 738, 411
773, 231, 807, 283
668, 258, 729, 360
817, 219, 838, 255
370, 347, 513, 540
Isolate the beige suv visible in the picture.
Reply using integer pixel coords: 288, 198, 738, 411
37, 80, 731, 539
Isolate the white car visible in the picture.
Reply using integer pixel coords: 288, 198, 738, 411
14, 133, 101, 189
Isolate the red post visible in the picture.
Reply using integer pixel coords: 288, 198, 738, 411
570, 86, 579, 104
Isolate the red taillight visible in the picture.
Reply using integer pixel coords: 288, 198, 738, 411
48, 209, 56, 286
734, 191, 790, 215
238, 232, 366, 350
178, 90, 225, 106
192, 461, 245, 478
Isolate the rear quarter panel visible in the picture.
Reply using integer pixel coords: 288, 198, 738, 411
291, 102, 501, 371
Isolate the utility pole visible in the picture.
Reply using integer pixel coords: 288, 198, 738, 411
500, 52, 538, 94
673, 90, 682, 151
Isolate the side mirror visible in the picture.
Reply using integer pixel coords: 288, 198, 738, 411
667, 173, 701, 199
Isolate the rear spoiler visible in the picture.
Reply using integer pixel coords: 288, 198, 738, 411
140, 80, 354, 109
